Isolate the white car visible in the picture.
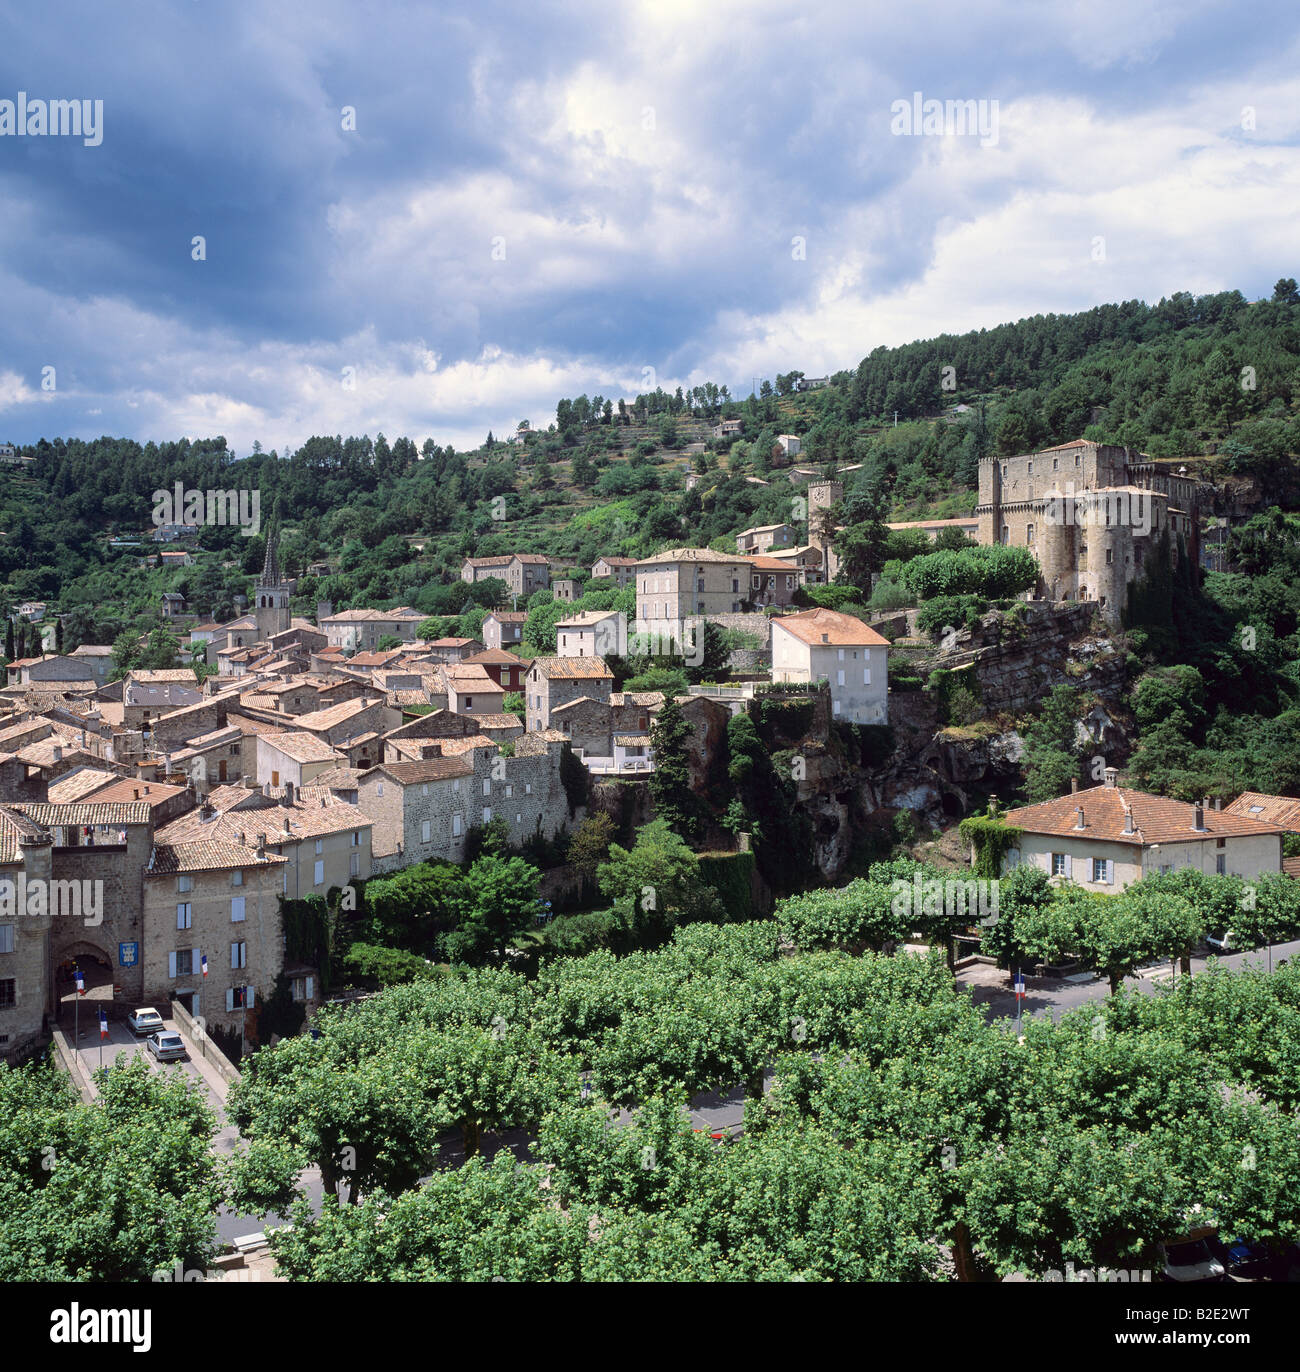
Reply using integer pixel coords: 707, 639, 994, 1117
145, 1031, 188, 1062
1158, 1238, 1226, 1283
127, 1007, 165, 1036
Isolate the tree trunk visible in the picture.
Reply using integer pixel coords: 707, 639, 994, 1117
950, 1222, 979, 1282
461, 1117, 482, 1158
1180, 951, 1192, 977
1109, 971, 1122, 996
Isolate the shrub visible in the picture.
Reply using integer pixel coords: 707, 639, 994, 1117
916, 595, 987, 637
901, 545, 1038, 601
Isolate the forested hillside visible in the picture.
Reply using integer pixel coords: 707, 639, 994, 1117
3, 282, 1299, 660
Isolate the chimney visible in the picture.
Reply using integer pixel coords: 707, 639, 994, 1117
1193, 802, 1205, 831
1070, 777, 1079, 793
1103, 767, 1119, 788
52, 744, 62, 762
1075, 807, 1086, 830
256, 832, 266, 855
133, 788, 140, 800
1123, 806, 1134, 835
200, 801, 214, 819
234, 829, 245, 845
1214, 796, 1221, 811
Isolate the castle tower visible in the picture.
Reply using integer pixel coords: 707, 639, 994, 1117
254, 521, 292, 641
807, 479, 844, 578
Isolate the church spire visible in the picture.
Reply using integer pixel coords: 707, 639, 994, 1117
259, 519, 283, 588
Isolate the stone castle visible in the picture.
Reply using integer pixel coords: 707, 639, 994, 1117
976, 439, 1209, 623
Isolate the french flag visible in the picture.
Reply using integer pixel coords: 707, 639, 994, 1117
74, 969, 85, 996
201, 954, 208, 978
98, 1009, 109, 1040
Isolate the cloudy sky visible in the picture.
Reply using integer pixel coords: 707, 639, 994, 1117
2, 0, 1298, 454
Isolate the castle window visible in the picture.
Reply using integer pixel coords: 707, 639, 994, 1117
1027, 462, 1033, 475
1053, 458, 1059, 470
1105, 549, 1113, 565
1000, 525, 1010, 545
1075, 454, 1081, 466
1026, 524, 1035, 544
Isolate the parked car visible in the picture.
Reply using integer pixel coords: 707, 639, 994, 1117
1208, 1235, 1268, 1278
127, 1007, 165, 1036
1205, 930, 1234, 953
1158, 1238, 1226, 1282
145, 1031, 187, 1062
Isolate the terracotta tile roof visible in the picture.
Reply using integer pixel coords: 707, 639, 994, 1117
310, 766, 367, 790
294, 697, 383, 732
424, 734, 498, 757
464, 648, 528, 666
443, 664, 500, 685
128, 669, 199, 684
593, 556, 637, 567
486, 611, 528, 623
147, 839, 287, 876
158, 796, 371, 845
610, 691, 666, 707
747, 555, 795, 571
614, 734, 653, 746
363, 758, 474, 784
14, 801, 153, 827
1284, 856, 1300, 881
1223, 792, 1300, 831
78, 778, 189, 808
551, 696, 605, 716
258, 731, 344, 764
530, 656, 613, 680
772, 608, 889, 647
1003, 785, 1290, 846
48, 768, 122, 804
634, 548, 748, 565
464, 553, 549, 566
556, 611, 621, 629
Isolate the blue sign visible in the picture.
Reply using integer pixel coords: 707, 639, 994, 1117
118, 942, 139, 968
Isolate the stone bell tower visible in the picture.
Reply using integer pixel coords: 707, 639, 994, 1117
253, 521, 292, 641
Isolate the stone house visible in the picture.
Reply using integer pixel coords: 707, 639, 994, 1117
157, 785, 372, 903
123, 670, 203, 730
747, 556, 799, 608
482, 612, 528, 652
556, 611, 626, 659
770, 608, 889, 725
525, 657, 613, 731
634, 548, 753, 647
443, 664, 507, 715
737, 523, 797, 554
460, 554, 551, 598
1001, 774, 1287, 892
355, 757, 477, 871
256, 732, 344, 789
5, 655, 96, 689
318, 607, 424, 653
589, 556, 637, 588
463, 648, 529, 692
142, 836, 286, 1029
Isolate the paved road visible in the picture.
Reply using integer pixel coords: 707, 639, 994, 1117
61, 1002, 322, 1243
961, 937, 1300, 1025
